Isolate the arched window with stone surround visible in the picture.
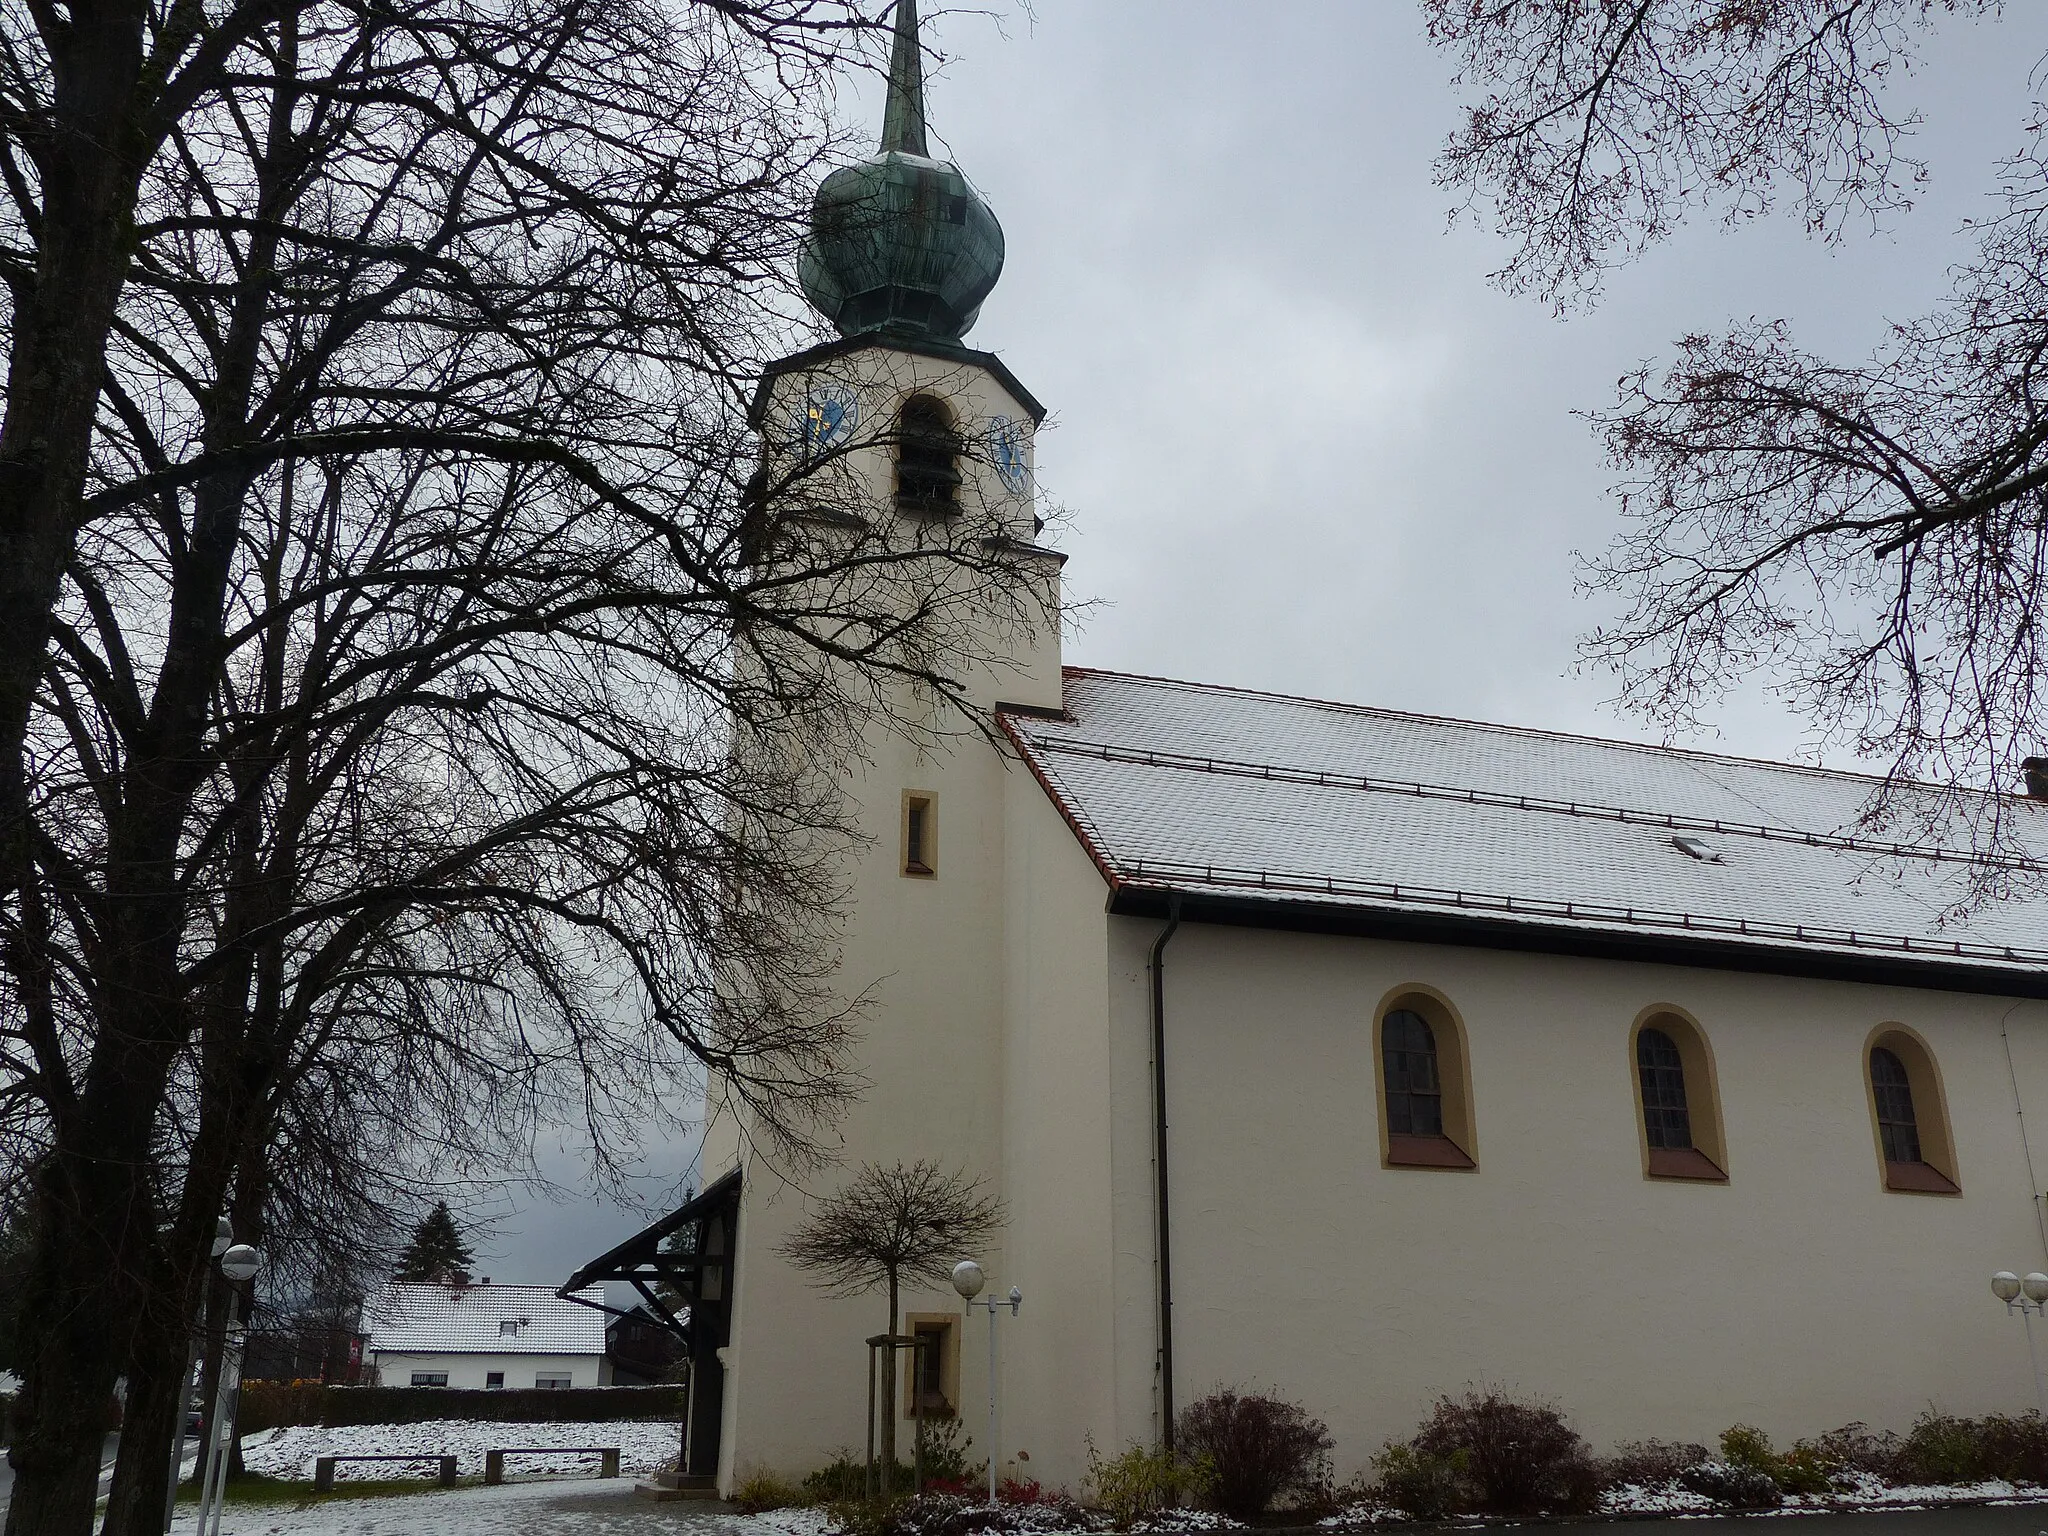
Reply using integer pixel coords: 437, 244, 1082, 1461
1866, 1028, 1960, 1193
1631, 1010, 1728, 1182
894, 394, 962, 513
1375, 991, 1476, 1170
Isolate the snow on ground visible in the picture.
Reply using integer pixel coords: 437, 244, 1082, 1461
172, 1475, 670, 1535
1129, 1512, 1241, 1531
242, 1419, 681, 1482
1599, 1484, 1726, 1516
739, 1508, 837, 1536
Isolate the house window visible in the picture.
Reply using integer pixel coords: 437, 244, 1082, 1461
409, 1372, 449, 1388
901, 1313, 959, 1418
535, 1373, 573, 1389
902, 792, 937, 878
894, 396, 961, 514
1631, 1011, 1727, 1181
485, 1371, 505, 1389
499, 1319, 521, 1337
1375, 991, 1476, 1169
1867, 1028, 1960, 1193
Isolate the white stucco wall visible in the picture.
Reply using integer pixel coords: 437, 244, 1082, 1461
705, 340, 1069, 1491
368, 1351, 602, 1390
1132, 920, 2048, 1480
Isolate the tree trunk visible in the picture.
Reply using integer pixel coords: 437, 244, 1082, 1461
99, 1308, 190, 1536
3, 1132, 151, 1536
0, 0, 149, 896
880, 1271, 899, 1494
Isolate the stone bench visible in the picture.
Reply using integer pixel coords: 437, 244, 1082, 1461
311, 1453, 458, 1493
484, 1446, 621, 1485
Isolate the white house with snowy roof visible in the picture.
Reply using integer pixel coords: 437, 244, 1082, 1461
363, 1283, 608, 1390
626, 0, 2048, 1499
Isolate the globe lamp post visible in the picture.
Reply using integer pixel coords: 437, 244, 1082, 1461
191, 1242, 265, 1536
1990, 1270, 2048, 1415
953, 1260, 1021, 1507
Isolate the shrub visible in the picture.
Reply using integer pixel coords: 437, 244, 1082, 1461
1084, 1440, 1215, 1530
1979, 1412, 2048, 1484
1678, 1461, 1782, 1508
1370, 1443, 1471, 1519
1409, 1390, 1597, 1515
734, 1470, 809, 1513
1173, 1388, 1334, 1519
1895, 1410, 2048, 1486
1598, 1440, 1707, 1490
1898, 1412, 1990, 1484
875, 1492, 1093, 1536
829, 1495, 905, 1536
919, 1419, 978, 1486
806, 1452, 872, 1503
1797, 1423, 1900, 1481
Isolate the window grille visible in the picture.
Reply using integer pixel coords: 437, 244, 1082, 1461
1382, 1008, 1444, 1137
1637, 1027, 1693, 1150
1871, 1046, 1923, 1164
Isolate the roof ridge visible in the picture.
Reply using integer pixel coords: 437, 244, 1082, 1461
1058, 667, 2021, 805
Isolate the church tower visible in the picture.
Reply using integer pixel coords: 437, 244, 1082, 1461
748, 0, 1062, 713
702, 2, 1106, 1497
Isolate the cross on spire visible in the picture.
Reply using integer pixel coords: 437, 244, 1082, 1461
881, 0, 928, 156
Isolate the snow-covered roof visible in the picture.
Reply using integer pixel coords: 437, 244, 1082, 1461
1002, 670, 2048, 992
364, 1282, 606, 1357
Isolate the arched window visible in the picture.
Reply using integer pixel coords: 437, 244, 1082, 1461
1866, 1028, 1959, 1193
1375, 992, 1476, 1169
1630, 1010, 1727, 1182
1383, 1009, 1442, 1137
894, 395, 961, 514
1870, 1048, 1920, 1162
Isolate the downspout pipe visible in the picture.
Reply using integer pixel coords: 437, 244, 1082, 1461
1150, 892, 1183, 1451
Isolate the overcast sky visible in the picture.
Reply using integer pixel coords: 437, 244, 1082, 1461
478, 1, 2037, 1287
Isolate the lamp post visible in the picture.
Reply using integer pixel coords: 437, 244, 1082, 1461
952, 1261, 1021, 1508
191, 1242, 264, 1536
1991, 1270, 2048, 1416
163, 1219, 236, 1533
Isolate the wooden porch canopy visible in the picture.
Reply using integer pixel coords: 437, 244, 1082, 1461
557, 1167, 740, 1344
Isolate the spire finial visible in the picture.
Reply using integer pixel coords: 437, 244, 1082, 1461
881, 0, 928, 156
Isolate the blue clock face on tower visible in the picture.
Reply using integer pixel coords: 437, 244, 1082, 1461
800, 384, 860, 456
987, 415, 1029, 495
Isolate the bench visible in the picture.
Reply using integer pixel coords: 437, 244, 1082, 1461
484, 1447, 621, 1485
312, 1453, 458, 1493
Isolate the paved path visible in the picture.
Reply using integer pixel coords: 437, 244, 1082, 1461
140, 1484, 2048, 1536
1595, 1508, 2048, 1536
175, 1476, 748, 1535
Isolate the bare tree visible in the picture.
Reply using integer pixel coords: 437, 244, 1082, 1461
1425, 1, 2048, 857
780, 1160, 1003, 1486
0, 6, 1066, 1535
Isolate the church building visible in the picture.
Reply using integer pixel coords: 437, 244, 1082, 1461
575, 2, 2048, 1496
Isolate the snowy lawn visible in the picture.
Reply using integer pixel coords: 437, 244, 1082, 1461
169, 1476, 689, 1535
242, 1418, 683, 1483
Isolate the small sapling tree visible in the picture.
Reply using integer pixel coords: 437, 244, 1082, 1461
779, 1161, 1002, 1491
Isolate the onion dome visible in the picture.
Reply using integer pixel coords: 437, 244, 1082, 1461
798, 0, 1005, 341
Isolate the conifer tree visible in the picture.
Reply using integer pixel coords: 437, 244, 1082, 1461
393, 1203, 474, 1287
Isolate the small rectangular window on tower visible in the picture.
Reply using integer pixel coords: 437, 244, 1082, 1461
902, 792, 937, 878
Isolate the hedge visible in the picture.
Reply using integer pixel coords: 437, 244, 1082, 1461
238, 1382, 686, 1431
